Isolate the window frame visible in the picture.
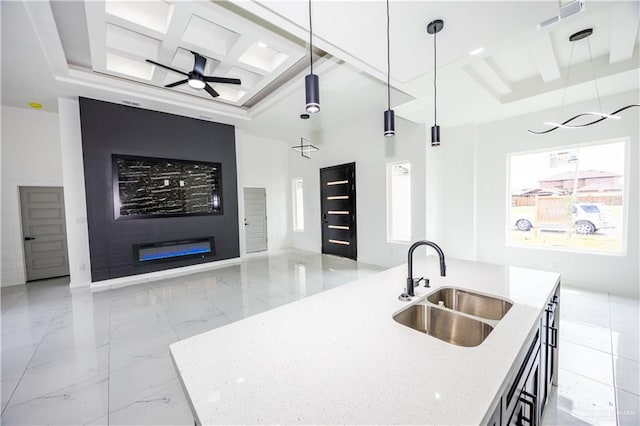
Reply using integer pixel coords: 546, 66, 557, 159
386, 160, 412, 244
505, 137, 630, 256
292, 177, 305, 232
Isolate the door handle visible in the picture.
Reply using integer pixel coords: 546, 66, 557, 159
24, 237, 36, 241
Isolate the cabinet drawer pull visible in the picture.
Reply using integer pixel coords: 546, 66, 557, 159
550, 326, 558, 348
518, 391, 537, 425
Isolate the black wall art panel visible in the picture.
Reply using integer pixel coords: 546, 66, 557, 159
113, 154, 222, 219
79, 98, 239, 282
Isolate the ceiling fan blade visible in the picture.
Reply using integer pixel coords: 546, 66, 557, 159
165, 79, 189, 88
203, 83, 220, 98
145, 59, 189, 77
191, 52, 206, 75
203, 76, 242, 85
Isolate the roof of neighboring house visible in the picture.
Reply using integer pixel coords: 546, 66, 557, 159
539, 170, 622, 182
576, 182, 623, 192
512, 187, 566, 196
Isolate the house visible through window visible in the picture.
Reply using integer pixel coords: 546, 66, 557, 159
292, 178, 304, 231
508, 139, 626, 254
387, 162, 411, 242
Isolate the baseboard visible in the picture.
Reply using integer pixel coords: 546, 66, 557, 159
90, 257, 242, 292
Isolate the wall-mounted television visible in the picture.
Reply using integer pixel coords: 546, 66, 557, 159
112, 154, 223, 220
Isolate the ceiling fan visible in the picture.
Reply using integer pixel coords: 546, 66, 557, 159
146, 51, 241, 98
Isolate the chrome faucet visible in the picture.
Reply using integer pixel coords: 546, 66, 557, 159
399, 240, 446, 301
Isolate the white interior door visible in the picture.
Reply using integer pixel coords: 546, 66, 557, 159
19, 186, 70, 281
244, 187, 267, 253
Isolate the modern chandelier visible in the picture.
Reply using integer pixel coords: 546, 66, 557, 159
292, 113, 319, 159
528, 28, 639, 135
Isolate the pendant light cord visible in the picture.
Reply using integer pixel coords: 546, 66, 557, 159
386, 0, 391, 110
558, 42, 575, 123
587, 38, 603, 112
433, 30, 437, 125
309, 0, 313, 75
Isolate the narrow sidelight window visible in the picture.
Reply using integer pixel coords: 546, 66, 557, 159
387, 162, 411, 242
292, 178, 305, 231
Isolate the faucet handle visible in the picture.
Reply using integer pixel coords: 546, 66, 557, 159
423, 278, 430, 288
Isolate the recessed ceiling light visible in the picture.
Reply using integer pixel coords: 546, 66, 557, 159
469, 46, 484, 56
29, 102, 42, 109
257, 41, 268, 48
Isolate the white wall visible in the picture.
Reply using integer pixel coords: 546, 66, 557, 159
236, 132, 291, 253
58, 98, 92, 287
429, 91, 639, 297
288, 111, 427, 268
1, 106, 64, 286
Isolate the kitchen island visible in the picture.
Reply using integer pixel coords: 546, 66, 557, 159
170, 257, 560, 425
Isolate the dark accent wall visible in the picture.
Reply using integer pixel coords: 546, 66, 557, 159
79, 98, 239, 281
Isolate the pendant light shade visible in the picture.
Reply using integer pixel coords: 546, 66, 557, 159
305, 74, 320, 114
305, 0, 320, 114
427, 19, 443, 147
384, 109, 395, 137
431, 125, 440, 146
383, 0, 395, 137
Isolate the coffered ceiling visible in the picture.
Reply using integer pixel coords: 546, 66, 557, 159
64, 0, 307, 107
1, 0, 638, 141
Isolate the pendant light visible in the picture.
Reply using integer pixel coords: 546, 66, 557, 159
427, 19, 443, 147
305, 0, 320, 114
383, 0, 395, 137
292, 113, 319, 158
528, 28, 639, 134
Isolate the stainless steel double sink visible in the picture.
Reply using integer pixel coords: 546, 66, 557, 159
393, 287, 513, 347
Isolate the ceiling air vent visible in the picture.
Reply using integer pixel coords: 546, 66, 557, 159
538, 0, 585, 29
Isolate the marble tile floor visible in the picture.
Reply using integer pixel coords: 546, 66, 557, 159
0, 250, 637, 425
1, 249, 384, 425
541, 286, 640, 426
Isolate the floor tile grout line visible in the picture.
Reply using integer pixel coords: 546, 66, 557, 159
607, 291, 621, 426
107, 290, 113, 426
0, 292, 69, 416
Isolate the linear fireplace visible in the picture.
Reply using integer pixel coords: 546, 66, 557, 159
133, 237, 216, 265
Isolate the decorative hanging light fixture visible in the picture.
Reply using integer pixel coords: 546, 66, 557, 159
427, 19, 444, 147
383, 0, 395, 137
292, 113, 319, 158
528, 28, 639, 134
305, 0, 320, 114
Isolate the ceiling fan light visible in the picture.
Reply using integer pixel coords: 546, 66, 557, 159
305, 73, 320, 114
188, 78, 205, 89
384, 109, 395, 137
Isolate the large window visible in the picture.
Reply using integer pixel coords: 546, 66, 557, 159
387, 162, 411, 242
508, 140, 627, 254
292, 178, 304, 232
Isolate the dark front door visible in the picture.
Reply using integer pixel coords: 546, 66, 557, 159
320, 162, 357, 260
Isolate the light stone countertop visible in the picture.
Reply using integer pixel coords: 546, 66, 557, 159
170, 256, 560, 425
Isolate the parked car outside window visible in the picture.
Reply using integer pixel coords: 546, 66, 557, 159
513, 202, 614, 235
